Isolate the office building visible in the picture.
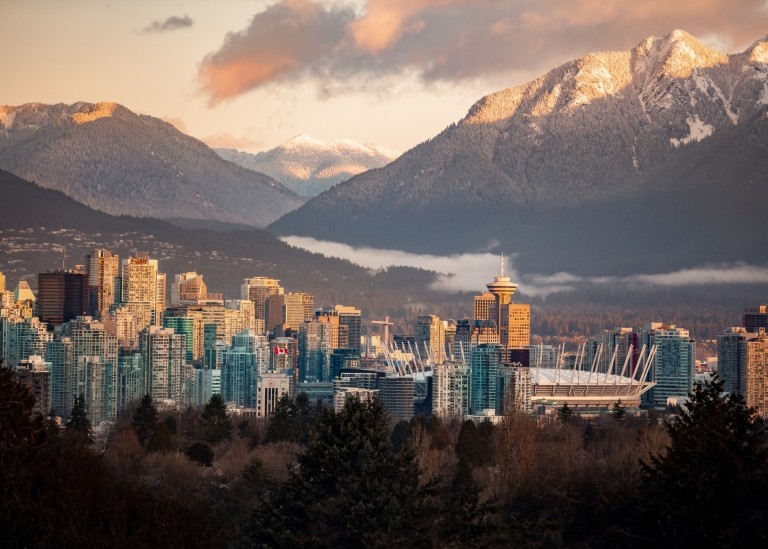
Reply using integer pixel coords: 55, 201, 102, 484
241, 277, 283, 326
257, 372, 291, 417
171, 272, 208, 306
745, 305, 768, 334
37, 270, 88, 328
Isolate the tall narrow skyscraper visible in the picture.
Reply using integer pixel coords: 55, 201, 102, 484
85, 249, 119, 319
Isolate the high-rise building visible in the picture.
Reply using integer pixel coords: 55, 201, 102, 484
379, 376, 415, 422
121, 253, 164, 328
745, 329, 768, 417
46, 337, 72, 417
117, 349, 143, 412
85, 249, 119, 318
432, 360, 470, 419
171, 272, 207, 306
646, 323, 695, 408
8, 316, 52, 369
744, 305, 768, 334
415, 314, 445, 365
72, 355, 116, 425
318, 305, 362, 352
140, 326, 186, 407
470, 343, 503, 415
163, 313, 203, 363
473, 291, 495, 322
37, 270, 88, 328
241, 277, 283, 327
16, 355, 51, 417
68, 316, 119, 422
0, 271, 6, 293
498, 364, 532, 413
501, 303, 531, 349
298, 319, 335, 382
221, 329, 270, 407
718, 327, 755, 396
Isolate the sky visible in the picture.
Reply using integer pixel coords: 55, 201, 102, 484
2, 1, 768, 154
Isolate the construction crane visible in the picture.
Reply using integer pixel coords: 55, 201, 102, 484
371, 317, 394, 345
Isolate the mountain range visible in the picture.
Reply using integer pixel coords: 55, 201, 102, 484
270, 30, 768, 276
0, 102, 304, 228
216, 135, 399, 197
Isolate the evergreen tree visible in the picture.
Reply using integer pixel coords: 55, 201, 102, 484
132, 394, 158, 445
186, 441, 215, 466
253, 396, 430, 546
557, 403, 574, 423
610, 400, 628, 422
265, 393, 296, 443
641, 375, 768, 545
455, 419, 485, 468
66, 394, 92, 445
201, 394, 232, 444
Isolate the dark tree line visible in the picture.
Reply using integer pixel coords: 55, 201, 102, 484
3, 363, 768, 547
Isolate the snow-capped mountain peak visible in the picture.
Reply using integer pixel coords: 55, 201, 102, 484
217, 135, 400, 197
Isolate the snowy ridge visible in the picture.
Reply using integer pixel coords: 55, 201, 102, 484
217, 135, 400, 197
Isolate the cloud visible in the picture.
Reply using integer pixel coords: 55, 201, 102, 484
142, 14, 193, 34
199, 0, 768, 103
280, 236, 768, 296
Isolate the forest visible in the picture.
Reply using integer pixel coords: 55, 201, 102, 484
3, 365, 768, 548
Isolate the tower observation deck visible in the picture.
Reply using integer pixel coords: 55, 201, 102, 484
486, 254, 517, 306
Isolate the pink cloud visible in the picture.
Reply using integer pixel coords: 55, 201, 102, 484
198, 0, 768, 103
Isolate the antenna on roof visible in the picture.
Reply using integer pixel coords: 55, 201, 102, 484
500, 252, 505, 277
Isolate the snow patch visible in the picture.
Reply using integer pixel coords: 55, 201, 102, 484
692, 70, 738, 124
670, 115, 714, 147
0, 110, 15, 130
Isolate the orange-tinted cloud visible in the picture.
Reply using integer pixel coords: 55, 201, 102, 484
199, 0, 768, 103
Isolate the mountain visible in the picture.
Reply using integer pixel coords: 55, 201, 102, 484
216, 134, 399, 197
270, 30, 768, 276
0, 102, 305, 227
0, 169, 444, 319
